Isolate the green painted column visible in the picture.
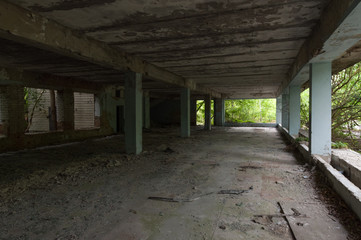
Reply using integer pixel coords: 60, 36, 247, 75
2, 85, 25, 137
180, 88, 190, 137
282, 88, 289, 130
214, 98, 225, 126
204, 94, 211, 130
309, 63, 332, 156
289, 85, 301, 136
124, 72, 142, 154
276, 96, 282, 125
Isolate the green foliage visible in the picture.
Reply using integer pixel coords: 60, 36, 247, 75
196, 99, 276, 125
300, 89, 309, 128
331, 63, 361, 137
299, 62, 361, 152
331, 141, 349, 149
196, 100, 214, 125
24, 88, 46, 132
295, 136, 309, 142
225, 99, 276, 123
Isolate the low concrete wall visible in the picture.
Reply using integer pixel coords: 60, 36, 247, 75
277, 124, 361, 220
0, 127, 113, 153
332, 149, 361, 190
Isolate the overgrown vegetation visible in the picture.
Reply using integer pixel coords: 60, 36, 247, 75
24, 88, 46, 132
331, 141, 349, 149
300, 62, 361, 152
196, 99, 276, 125
225, 99, 276, 123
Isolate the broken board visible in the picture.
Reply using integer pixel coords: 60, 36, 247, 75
279, 201, 348, 240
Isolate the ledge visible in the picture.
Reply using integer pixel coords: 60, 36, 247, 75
277, 124, 361, 220
332, 149, 361, 190
0, 127, 114, 153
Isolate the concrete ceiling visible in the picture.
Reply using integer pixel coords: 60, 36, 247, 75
2, 0, 361, 99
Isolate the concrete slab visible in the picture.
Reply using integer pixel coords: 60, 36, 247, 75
0, 127, 360, 239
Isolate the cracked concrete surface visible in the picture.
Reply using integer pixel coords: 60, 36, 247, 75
0, 127, 359, 239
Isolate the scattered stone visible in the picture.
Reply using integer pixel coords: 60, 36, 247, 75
129, 209, 137, 214
219, 225, 226, 230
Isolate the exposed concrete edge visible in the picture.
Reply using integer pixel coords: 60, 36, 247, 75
277, 124, 361, 220
332, 149, 361, 189
0, 127, 114, 153
225, 122, 277, 128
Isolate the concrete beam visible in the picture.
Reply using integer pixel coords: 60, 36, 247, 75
180, 88, 190, 138
279, 0, 361, 94
0, 67, 102, 93
0, 1, 222, 98
124, 72, 142, 154
309, 62, 332, 156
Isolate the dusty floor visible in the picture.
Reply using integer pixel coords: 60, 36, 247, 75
0, 127, 360, 240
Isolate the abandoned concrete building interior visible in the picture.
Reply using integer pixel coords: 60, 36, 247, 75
1, 0, 361, 239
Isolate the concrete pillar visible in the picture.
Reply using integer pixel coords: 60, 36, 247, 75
289, 85, 301, 136
276, 96, 282, 125
190, 99, 197, 126
0, 85, 25, 136
94, 94, 101, 128
180, 88, 190, 137
143, 91, 150, 129
124, 72, 142, 154
56, 89, 74, 131
214, 98, 225, 126
204, 94, 211, 130
282, 88, 289, 130
309, 62, 332, 156
0, 86, 8, 135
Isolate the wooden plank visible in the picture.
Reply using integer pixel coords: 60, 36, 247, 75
279, 201, 348, 240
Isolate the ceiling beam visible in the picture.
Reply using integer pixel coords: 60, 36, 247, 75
279, 0, 361, 95
0, 1, 222, 98
0, 67, 102, 93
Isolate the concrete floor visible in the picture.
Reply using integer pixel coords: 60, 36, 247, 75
0, 127, 359, 239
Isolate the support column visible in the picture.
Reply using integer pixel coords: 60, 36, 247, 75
289, 85, 301, 136
282, 88, 289, 130
124, 72, 142, 154
204, 94, 211, 130
1, 85, 25, 137
190, 99, 197, 126
214, 98, 225, 126
309, 63, 332, 157
180, 88, 190, 137
56, 89, 74, 131
143, 91, 150, 129
0, 86, 8, 135
276, 96, 282, 125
